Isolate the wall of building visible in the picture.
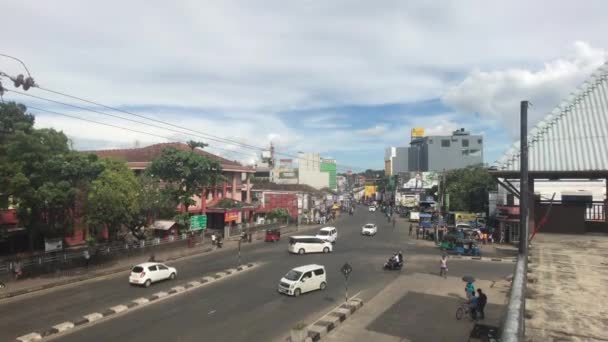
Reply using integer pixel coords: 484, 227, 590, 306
426, 134, 483, 171
497, 179, 607, 205
263, 192, 299, 219
394, 147, 410, 174
321, 160, 337, 190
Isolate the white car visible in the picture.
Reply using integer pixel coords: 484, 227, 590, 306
316, 227, 338, 243
278, 264, 327, 297
368, 206, 377, 212
361, 223, 378, 236
288, 236, 333, 254
129, 262, 177, 287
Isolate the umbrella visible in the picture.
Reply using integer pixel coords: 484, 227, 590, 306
462, 275, 475, 283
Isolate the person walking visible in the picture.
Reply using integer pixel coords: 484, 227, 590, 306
415, 225, 420, 240
439, 255, 448, 278
477, 289, 487, 320
83, 249, 91, 268
392, 217, 396, 229
409, 223, 413, 236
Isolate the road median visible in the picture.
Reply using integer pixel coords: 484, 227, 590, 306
288, 298, 364, 342
15, 262, 260, 342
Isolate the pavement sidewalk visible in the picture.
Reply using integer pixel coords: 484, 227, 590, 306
526, 233, 608, 342
323, 273, 511, 342
410, 238, 518, 259
0, 222, 325, 300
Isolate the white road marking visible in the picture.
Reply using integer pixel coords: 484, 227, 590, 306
53, 321, 75, 332
83, 313, 103, 322
208, 310, 216, 315
16, 332, 42, 342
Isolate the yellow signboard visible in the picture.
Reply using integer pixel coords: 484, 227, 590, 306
364, 185, 377, 197
411, 127, 425, 139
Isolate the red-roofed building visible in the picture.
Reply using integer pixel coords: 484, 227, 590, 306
80, 143, 256, 241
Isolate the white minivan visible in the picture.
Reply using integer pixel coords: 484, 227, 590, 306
278, 264, 327, 297
288, 236, 333, 255
316, 227, 338, 243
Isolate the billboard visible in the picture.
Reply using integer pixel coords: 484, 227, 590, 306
364, 185, 377, 197
403, 172, 438, 190
411, 127, 425, 140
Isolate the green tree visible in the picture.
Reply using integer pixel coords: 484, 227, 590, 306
1, 102, 104, 247
267, 208, 290, 221
86, 159, 141, 240
443, 165, 496, 213
147, 147, 223, 217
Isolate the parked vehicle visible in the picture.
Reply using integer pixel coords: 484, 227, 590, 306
278, 264, 327, 297
361, 223, 378, 236
129, 262, 177, 287
288, 236, 333, 255
316, 227, 338, 243
409, 211, 420, 222
265, 228, 281, 242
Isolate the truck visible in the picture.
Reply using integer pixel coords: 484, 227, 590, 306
409, 211, 420, 222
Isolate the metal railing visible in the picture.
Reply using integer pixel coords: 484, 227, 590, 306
586, 202, 605, 221
500, 255, 526, 342
0, 220, 293, 277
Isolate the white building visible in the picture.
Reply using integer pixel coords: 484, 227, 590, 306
298, 152, 330, 189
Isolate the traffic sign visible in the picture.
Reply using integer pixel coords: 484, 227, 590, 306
341, 262, 353, 278
190, 215, 207, 231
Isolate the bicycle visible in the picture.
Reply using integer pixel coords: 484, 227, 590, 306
456, 302, 472, 320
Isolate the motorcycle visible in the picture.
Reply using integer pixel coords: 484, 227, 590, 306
383, 257, 403, 271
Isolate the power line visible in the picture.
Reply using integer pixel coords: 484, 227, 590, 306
4, 84, 365, 171
32, 86, 365, 171
24, 104, 256, 161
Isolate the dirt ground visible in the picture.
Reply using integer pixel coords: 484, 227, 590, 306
526, 233, 608, 342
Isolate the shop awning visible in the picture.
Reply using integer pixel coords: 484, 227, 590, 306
151, 220, 176, 231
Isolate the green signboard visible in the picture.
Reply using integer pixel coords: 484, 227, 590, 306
190, 215, 207, 231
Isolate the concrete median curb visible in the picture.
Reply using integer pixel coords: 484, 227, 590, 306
449, 255, 517, 263
15, 263, 259, 342
289, 298, 363, 342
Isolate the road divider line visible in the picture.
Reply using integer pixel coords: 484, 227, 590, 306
15, 262, 261, 342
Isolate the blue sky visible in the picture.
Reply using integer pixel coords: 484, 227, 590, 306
2, 1, 608, 171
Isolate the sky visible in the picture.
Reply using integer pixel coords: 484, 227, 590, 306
2, 1, 608, 171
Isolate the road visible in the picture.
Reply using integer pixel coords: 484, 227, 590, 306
3, 208, 514, 342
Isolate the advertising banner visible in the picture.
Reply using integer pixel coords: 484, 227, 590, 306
44, 238, 63, 252
403, 172, 438, 190
224, 211, 239, 222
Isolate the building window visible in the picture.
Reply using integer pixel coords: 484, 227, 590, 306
428, 139, 433, 144
478, 139, 483, 144
441, 139, 450, 147
469, 149, 482, 156
462, 139, 469, 147
462, 149, 469, 156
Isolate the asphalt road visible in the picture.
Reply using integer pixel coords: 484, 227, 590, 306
27, 208, 513, 342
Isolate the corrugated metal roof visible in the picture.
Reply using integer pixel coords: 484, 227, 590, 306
496, 61, 608, 172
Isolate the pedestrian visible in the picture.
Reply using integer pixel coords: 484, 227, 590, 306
409, 223, 413, 236
211, 232, 217, 246
468, 292, 478, 321
477, 289, 487, 320
440, 255, 448, 278
465, 281, 475, 299
392, 217, 396, 229
13, 259, 22, 280
83, 249, 90, 268
416, 226, 420, 240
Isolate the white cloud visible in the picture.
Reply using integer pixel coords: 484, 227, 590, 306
358, 125, 387, 137
3, 1, 608, 168
442, 41, 608, 137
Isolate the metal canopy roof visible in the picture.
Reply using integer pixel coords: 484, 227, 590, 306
495, 61, 608, 175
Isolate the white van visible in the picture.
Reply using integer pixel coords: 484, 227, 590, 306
278, 264, 327, 297
288, 236, 333, 255
316, 227, 338, 243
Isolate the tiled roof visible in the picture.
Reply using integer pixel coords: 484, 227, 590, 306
251, 182, 323, 194
85, 142, 255, 172
496, 61, 608, 173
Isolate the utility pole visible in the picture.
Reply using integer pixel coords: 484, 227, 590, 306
519, 101, 529, 255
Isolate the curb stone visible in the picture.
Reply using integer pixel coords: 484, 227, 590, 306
288, 298, 363, 342
15, 263, 259, 342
